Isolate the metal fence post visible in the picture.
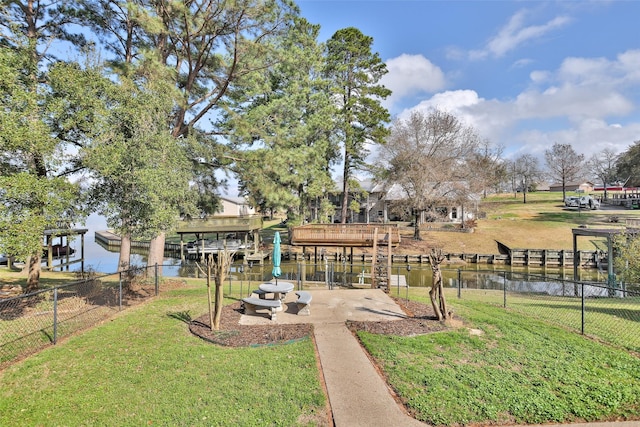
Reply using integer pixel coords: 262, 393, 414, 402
581, 282, 585, 335
457, 269, 462, 298
330, 262, 334, 290
406, 264, 411, 302
53, 288, 58, 344
503, 271, 507, 308
155, 263, 159, 296
342, 258, 347, 288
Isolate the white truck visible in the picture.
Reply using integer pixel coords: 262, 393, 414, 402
564, 195, 600, 210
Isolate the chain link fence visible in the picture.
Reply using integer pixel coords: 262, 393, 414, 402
3, 262, 639, 369
0, 266, 160, 369
232, 262, 640, 353
447, 269, 640, 353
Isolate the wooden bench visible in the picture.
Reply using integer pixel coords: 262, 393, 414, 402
295, 291, 312, 316
242, 297, 281, 320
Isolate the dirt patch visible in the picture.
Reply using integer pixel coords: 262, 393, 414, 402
189, 297, 451, 347
346, 297, 450, 336
189, 301, 314, 347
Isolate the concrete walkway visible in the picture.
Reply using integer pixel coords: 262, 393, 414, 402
239, 288, 637, 427
314, 322, 426, 426
240, 288, 426, 425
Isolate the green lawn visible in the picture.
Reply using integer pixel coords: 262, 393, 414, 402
358, 289, 640, 426
0, 285, 327, 427
456, 288, 640, 353
3, 280, 640, 426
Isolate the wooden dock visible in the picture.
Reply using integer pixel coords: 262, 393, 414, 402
95, 230, 268, 263
283, 248, 605, 268
95, 231, 181, 252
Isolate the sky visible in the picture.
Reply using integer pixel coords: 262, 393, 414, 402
297, 0, 640, 161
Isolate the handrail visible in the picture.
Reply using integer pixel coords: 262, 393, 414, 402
290, 224, 401, 247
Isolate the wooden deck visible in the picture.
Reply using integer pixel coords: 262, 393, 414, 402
290, 224, 401, 247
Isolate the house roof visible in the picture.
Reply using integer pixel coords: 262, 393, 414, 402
549, 181, 594, 187
370, 181, 481, 201
219, 196, 251, 206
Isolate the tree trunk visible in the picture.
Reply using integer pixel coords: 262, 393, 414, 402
213, 273, 224, 330
147, 232, 165, 277
212, 250, 234, 330
438, 281, 449, 318
413, 210, 422, 240
428, 250, 450, 322
340, 169, 349, 224
429, 285, 443, 321
26, 254, 41, 293
118, 234, 131, 271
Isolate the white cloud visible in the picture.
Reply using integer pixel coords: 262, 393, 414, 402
407, 90, 482, 117
381, 54, 446, 108
557, 50, 640, 86
399, 49, 640, 160
514, 85, 633, 120
399, 90, 499, 139
530, 70, 551, 83
511, 58, 534, 69
469, 10, 571, 60
512, 119, 640, 159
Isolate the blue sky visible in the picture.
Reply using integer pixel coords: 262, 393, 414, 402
298, 0, 640, 160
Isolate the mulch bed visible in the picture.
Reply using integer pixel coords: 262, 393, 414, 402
189, 296, 450, 347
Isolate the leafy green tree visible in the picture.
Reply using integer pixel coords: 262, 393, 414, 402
79, 0, 302, 269
324, 27, 391, 224
544, 142, 585, 202
49, 58, 197, 271
224, 17, 337, 224
0, 45, 82, 291
614, 233, 640, 285
615, 140, 640, 187
0, 1, 87, 290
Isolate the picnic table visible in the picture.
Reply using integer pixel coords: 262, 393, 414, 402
258, 282, 295, 309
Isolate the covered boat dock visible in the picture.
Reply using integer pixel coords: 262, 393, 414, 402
43, 228, 89, 272
175, 215, 264, 262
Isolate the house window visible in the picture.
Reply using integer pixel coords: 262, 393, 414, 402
435, 207, 448, 217
377, 210, 383, 217
451, 208, 458, 219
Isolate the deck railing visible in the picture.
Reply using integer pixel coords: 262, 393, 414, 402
290, 224, 401, 247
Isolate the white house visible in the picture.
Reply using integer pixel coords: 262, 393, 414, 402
215, 196, 256, 217
549, 181, 594, 193
322, 179, 478, 224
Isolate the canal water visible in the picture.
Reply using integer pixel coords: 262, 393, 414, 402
44, 214, 617, 294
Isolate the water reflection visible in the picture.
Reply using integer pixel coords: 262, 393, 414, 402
166, 259, 628, 293
60, 222, 631, 295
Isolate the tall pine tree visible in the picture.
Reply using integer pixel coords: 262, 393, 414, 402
324, 27, 391, 223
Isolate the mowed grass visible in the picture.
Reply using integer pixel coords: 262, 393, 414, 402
3, 279, 640, 426
428, 192, 640, 254
456, 288, 640, 353
0, 268, 78, 288
0, 284, 327, 427
358, 289, 640, 426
